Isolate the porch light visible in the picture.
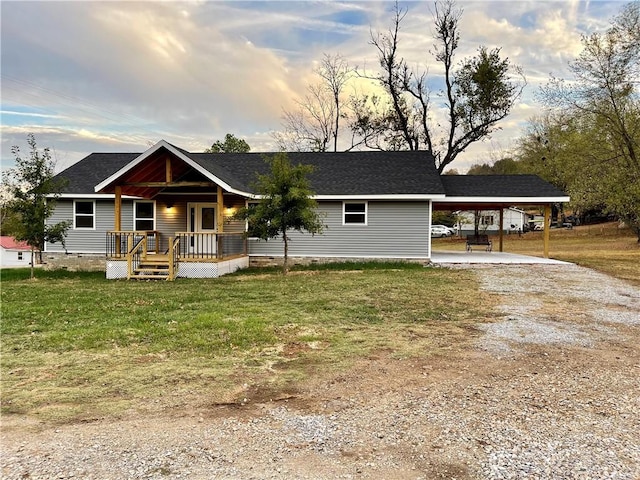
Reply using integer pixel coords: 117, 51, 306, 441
166, 202, 174, 210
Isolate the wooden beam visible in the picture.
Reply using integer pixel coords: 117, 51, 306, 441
114, 186, 122, 230
123, 181, 216, 187
543, 204, 551, 258
498, 207, 504, 252
217, 186, 224, 233
165, 157, 172, 183
115, 186, 122, 256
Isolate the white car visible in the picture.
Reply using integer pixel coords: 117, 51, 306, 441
431, 225, 453, 237
432, 225, 456, 236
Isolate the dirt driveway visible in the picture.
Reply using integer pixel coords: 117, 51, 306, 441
2, 264, 639, 479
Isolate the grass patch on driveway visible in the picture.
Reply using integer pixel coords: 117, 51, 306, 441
1, 264, 493, 423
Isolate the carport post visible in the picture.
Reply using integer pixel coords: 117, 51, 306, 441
498, 208, 504, 252
543, 204, 551, 258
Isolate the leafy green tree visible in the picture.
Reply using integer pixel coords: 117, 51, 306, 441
467, 157, 526, 175
205, 133, 251, 153
235, 153, 325, 273
5, 134, 70, 278
536, 2, 640, 240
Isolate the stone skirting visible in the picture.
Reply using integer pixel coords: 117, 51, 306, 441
42, 252, 106, 271
249, 256, 430, 268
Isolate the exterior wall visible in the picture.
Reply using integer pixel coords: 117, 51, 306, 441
46, 198, 133, 253
47, 198, 432, 261
155, 200, 186, 252
0, 248, 33, 267
248, 201, 431, 260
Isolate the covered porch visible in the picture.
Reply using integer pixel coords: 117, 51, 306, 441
105, 230, 248, 280
95, 141, 251, 280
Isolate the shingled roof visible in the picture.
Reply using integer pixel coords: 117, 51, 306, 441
58, 143, 445, 198
440, 175, 568, 198
187, 150, 444, 197
55, 141, 569, 203
57, 153, 139, 195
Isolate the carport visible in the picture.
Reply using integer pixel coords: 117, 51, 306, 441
433, 175, 570, 258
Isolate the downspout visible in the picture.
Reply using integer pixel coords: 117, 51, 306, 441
427, 200, 433, 260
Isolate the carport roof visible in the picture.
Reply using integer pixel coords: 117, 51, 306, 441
436, 175, 570, 208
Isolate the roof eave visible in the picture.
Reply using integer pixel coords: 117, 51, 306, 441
436, 196, 570, 204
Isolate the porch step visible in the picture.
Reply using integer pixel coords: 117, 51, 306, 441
132, 260, 171, 279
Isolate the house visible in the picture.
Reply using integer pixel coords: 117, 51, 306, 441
45, 141, 569, 279
0, 236, 34, 268
454, 207, 529, 235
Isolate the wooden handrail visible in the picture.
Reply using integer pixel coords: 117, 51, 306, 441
168, 236, 180, 281
127, 236, 146, 279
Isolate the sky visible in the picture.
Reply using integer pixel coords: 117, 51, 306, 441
0, 0, 625, 174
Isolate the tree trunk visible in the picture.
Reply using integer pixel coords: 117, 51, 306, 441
30, 246, 35, 280
282, 231, 289, 275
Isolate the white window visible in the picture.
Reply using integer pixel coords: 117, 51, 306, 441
343, 201, 367, 225
74, 200, 95, 229
134, 201, 155, 231
481, 215, 495, 226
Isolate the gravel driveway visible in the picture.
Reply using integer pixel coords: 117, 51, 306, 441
2, 264, 639, 479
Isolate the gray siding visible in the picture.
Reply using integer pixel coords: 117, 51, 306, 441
46, 199, 132, 253
155, 200, 186, 252
248, 201, 431, 259
47, 198, 247, 254
47, 199, 431, 258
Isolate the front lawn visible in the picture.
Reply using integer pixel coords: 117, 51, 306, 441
1, 263, 494, 423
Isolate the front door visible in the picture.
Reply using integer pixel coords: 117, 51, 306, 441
187, 203, 217, 255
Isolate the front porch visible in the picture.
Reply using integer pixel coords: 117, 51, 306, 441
105, 231, 248, 280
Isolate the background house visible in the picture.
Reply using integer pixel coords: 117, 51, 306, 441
0, 236, 34, 268
455, 207, 529, 235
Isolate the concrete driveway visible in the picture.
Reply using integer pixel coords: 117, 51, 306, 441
431, 250, 571, 265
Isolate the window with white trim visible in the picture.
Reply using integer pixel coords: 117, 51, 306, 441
343, 201, 367, 225
481, 215, 495, 226
134, 201, 155, 231
74, 200, 95, 229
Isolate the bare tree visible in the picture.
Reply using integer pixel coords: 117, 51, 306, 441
353, 0, 525, 173
316, 54, 351, 152
274, 54, 351, 152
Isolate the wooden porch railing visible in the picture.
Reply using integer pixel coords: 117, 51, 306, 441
107, 231, 159, 259
107, 231, 246, 264
174, 232, 247, 260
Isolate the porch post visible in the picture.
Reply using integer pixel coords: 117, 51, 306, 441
217, 186, 224, 233
543, 204, 551, 258
498, 207, 504, 252
115, 186, 122, 256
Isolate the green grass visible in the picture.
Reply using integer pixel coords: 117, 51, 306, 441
1, 264, 493, 423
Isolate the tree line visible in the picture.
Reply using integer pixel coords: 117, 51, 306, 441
467, 2, 639, 240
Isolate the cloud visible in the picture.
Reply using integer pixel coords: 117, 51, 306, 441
0, 0, 624, 173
